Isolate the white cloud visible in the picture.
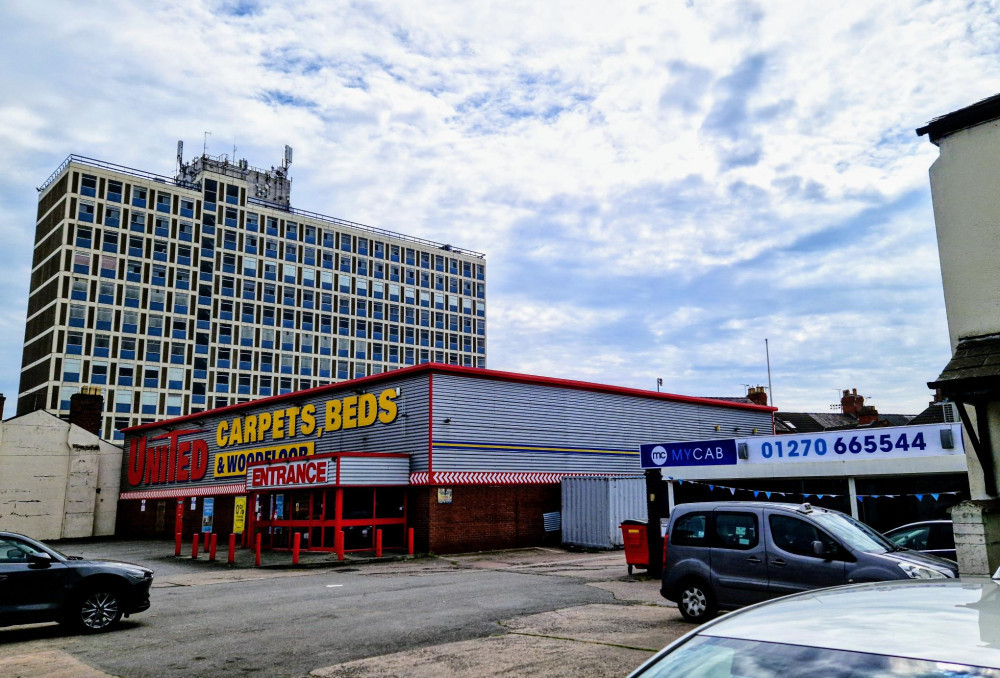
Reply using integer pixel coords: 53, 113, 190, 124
0, 0, 995, 414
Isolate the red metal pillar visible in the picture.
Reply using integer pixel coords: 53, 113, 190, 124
292, 532, 301, 565
375, 529, 383, 558
209, 533, 218, 561
407, 528, 414, 555
191, 534, 199, 559
175, 532, 182, 557
228, 533, 236, 564
254, 533, 262, 567
335, 530, 345, 562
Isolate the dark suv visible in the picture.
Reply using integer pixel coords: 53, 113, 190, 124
662, 502, 958, 623
0, 531, 153, 632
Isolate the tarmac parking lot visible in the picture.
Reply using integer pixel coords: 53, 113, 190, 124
0, 540, 690, 678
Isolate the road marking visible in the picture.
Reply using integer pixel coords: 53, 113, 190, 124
326, 584, 344, 588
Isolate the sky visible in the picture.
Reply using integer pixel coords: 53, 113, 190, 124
1, 0, 999, 416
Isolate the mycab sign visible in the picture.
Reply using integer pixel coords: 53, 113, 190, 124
640, 439, 738, 469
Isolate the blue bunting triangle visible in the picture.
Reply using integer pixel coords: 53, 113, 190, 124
932, 493, 940, 501
765, 491, 772, 499
753, 490, 759, 498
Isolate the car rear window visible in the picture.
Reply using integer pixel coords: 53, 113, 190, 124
671, 512, 708, 546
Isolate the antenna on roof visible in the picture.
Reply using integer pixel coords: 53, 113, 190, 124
176, 140, 183, 172
765, 338, 774, 409
283, 145, 293, 169
203, 131, 212, 157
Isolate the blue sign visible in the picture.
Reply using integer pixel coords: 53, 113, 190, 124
640, 438, 738, 469
201, 498, 214, 533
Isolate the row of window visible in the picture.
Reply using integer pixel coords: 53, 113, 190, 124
74, 175, 485, 279
72, 223, 486, 295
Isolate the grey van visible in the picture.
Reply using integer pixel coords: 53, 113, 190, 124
661, 502, 958, 623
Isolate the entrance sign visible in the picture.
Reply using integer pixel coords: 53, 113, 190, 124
248, 457, 331, 490
640, 439, 738, 469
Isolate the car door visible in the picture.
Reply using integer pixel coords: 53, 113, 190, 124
709, 508, 769, 607
927, 523, 956, 561
0, 536, 72, 625
766, 513, 847, 597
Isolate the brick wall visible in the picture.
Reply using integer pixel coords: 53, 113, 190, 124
414, 484, 560, 554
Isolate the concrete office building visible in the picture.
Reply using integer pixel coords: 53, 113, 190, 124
18, 147, 487, 441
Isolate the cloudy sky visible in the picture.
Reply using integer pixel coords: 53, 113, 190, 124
1, 0, 998, 415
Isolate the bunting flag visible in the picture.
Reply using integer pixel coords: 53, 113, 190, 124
668, 478, 962, 502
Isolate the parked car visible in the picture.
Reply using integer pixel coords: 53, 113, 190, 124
884, 519, 956, 561
0, 531, 153, 632
630, 579, 1000, 677
661, 501, 958, 622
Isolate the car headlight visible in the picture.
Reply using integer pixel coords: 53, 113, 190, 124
898, 562, 947, 579
122, 567, 152, 580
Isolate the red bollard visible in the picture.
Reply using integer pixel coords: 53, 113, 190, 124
228, 533, 236, 565
175, 532, 182, 557
209, 533, 218, 561
407, 528, 414, 555
191, 533, 200, 559
292, 532, 301, 565
335, 530, 345, 562
254, 533, 262, 567
375, 529, 383, 558
204, 532, 211, 553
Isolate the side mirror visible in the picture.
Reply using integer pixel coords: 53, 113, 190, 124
28, 552, 53, 568
811, 540, 826, 557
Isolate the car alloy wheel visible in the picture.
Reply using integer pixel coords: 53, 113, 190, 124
681, 587, 707, 616
79, 591, 122, 632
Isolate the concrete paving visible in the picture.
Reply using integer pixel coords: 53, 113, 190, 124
2, 539, 689, 677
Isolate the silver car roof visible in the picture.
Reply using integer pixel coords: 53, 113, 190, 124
698, 580, 1000, 668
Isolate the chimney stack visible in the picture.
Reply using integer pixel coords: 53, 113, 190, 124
746, 386, 769, 407
69, 386, 104, 437
841, 388, 865, 417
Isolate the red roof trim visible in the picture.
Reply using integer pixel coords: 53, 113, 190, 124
123, 363, 776, 433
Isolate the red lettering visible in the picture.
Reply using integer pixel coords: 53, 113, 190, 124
127, 438, 146, 486
316, 464, 327, 483
190, 440, 209, 481
166, 442, 175, 482
275, 467, 286, 485
158, 446, 169, 483
176, 440, 191, 481
144, 443, 159, 485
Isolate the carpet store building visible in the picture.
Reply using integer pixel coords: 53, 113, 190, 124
116, 364, 775, 554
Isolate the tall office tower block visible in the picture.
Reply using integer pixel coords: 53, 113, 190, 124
19, 148, 486, 440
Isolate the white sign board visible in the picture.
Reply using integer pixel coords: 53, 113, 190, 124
744, 424, 963, 465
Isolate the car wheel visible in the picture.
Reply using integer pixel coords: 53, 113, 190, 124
71, 589, 123, 633
677, 579, 716, 623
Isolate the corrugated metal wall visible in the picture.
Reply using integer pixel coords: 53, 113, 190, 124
561, 476, 646, 548
339, 456, 409, 485
431, 374, 771, 475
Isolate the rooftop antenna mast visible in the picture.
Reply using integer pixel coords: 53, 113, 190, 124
176, 140, 184, 173
203, 131, 212, 157
765, 338, 774, 409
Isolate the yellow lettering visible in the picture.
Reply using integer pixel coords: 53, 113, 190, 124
300, 404, 317, 435
273, 409, 285, 439
245, 415, 258, 443
378, 388, 398, 424
229, 417, 244, 445
217, 421, 229, 448
358, 394, 378, 427
342, 395, 358, 429
325, 400, 342, 432
258, 412, 272, 438
286, 406, 300, 436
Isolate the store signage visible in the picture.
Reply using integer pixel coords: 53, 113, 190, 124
201, 498, 214, 533
233, 497, 246, 535
639, 439, 738, 468
247, 457, 331, 490
215, 442, 315, 478
215, 388, 399, 449
744, 424, 963, 465
127, 429, 210, 486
